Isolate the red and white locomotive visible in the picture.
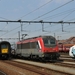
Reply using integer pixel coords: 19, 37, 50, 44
15, 35, 60, 60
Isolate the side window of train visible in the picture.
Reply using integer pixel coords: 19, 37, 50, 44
17, 44, 21, 49
23, 43, 30, 49
30, 42, 39, 49
36, 42, 40, 49
30, 42, 36, 48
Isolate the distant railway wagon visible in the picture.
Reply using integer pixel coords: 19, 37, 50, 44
58, 43, 74, 52
0, 41, 11, 59
15, 36, 60, 61
58, 43, 63, 52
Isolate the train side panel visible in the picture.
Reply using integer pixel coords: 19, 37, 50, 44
16, 38, 43, 58
15, 36, 60, 60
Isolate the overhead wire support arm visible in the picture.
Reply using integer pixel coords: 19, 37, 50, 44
62, 24, 64, 32
0, 20, 75, 24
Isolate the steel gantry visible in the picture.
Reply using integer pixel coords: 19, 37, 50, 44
0, 20, 75, 24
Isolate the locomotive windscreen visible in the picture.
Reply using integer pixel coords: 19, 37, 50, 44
1, 44, 8, 53
43, 36, 56, 47
1, 44, 8, 48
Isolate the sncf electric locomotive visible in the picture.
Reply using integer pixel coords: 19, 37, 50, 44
15, 36, 60, 60
69, 45, 75, 58
0, 41, 11, 59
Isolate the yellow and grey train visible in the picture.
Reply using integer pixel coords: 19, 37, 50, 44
0, 41, 11, 59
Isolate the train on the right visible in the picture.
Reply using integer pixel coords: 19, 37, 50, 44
58, 43, 75, 58
58, 36, 75, 58
69, 45, 75, 58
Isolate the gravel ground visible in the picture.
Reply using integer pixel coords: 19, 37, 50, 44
0, 61, 40, 75
0, 59, 73, 75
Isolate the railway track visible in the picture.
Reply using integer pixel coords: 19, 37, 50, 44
52, 61, 75, 68
0, 71, 6, 75
0, 53, 75, 75
59, 57, 75, 62
0, 59, 71, 75
2, 60, 51, 75
59, 52, 75, 62
12, 59, 75, 75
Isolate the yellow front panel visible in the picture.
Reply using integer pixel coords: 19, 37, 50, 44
1, 49, 8, 53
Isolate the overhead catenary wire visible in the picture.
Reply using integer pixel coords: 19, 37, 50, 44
61, 9, 75, 20
21, 0, 75, 34
0, 25, 21, 37
19, 0, 53, 19
42, 8, 75, 20
34, 0, 74, 20
0, 0, 74, 38
0, 20, 75, 24
22, 7, 75, 33
0, 0, 53, 38
18, 0, 74, 31
0, 0, 54, 37
52, 24, 75, 38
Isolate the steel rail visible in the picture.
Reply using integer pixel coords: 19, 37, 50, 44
13, 59, 75, 75
0, 71, 7, 75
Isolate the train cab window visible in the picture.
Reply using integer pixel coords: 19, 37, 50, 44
43, 38, 56, 47
50, 39, 56, 44
44, 39, 48, 45
1, 45, 8, 48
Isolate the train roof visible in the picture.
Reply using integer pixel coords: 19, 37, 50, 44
22, 35, 54, 40
17, 35, 55, 44
0, 41, 10, 44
